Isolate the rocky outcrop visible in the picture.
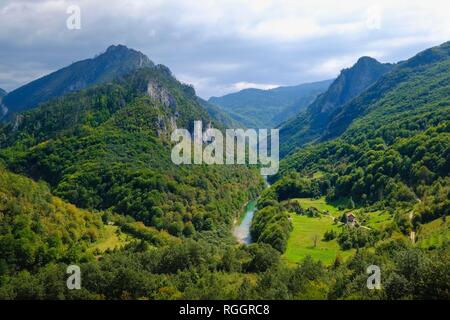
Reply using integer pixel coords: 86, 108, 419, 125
280, 57, 393, 157
147, 81, 177, 111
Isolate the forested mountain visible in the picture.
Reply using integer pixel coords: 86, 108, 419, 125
0, 59, 264, 240
266, 41, 450, 250
1, 45, 153, 118
208, 80, 333, 128
237, 43, 450, 301
197, 97, 243, 128
323, 41, 450, 140
280, 57, 393, 157
0, 89, 6, 116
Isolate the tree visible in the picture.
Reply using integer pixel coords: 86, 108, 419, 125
311, 234, 320, 248
323, 230, 337, 241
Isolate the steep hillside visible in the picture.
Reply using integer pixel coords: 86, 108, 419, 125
324, 41, 450, 140
1, 45, 153, 118
0, 63, 264, 240
209, 80, 333, 128
280, 57, 393, 156
0, 88, 5, 116
273, 41, 450, 230
0, 165, 104, 274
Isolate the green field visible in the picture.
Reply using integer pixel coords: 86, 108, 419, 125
283, 198, 355, 265
283, 215, 355, 265
88, 225, 133, 254
356, 210, 393, 229
417, 218, 450, 249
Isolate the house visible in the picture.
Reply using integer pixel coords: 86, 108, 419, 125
347, 212, 356, 225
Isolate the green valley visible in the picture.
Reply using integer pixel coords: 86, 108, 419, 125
0, 40, 449, 301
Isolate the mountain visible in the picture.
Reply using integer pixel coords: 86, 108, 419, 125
1, 45, 154, 118
0, 52, 264, 240
274, 41, 450, 217
197, 97, 243, 128
323, 42, 450, 140
208, 80, 333, 128
0, 89, 6, 117
280, 57, 393, 156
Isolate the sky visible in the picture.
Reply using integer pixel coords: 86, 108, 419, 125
1, 0, 450, 99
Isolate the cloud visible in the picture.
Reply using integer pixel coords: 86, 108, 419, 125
232, 82, 280, 91
307, 50, 385, 78
0, 0, 450, 98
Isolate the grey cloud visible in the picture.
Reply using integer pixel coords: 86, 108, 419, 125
0, 0, 450, 98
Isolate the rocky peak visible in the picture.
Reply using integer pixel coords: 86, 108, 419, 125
1, 45, 154, 117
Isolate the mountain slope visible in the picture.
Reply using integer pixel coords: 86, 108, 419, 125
1, 45, 153, 118
324, 41, 450, 140
0, 165, 104, 273
274, 41, 450, 226
0, 89, 6, 123
209, 80, 333, 128
280, 57, 393, 157
0, 60, 264, 239
197, 97, 243, 128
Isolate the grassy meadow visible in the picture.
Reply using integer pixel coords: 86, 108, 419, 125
283, 198, 355, 265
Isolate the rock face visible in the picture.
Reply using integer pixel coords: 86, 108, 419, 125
1, 45, 154, 118
280, 57, 393, 157
147, 81, 177, 111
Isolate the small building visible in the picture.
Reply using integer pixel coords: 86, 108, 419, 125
347, 212, 356, 224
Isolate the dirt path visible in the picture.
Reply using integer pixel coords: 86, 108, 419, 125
409, 212, 416, 244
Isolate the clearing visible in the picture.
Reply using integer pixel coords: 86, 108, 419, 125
283, 198, 355, 265
88, 225, 133, 254
416, 217, 449, 249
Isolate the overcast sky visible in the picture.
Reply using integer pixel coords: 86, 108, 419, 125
1, 0, 450, 98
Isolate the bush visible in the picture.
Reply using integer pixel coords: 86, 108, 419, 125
323, 230, 337, 241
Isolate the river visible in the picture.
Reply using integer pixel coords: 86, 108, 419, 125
233, 176, 270, 245
233, 200, 257, 245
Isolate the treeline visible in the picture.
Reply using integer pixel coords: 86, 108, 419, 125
264, 172, 327, 202
251, 205, 292, 253
275, 122, 449, 228
1, 237, 448, 300
119, 222, 179, 247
